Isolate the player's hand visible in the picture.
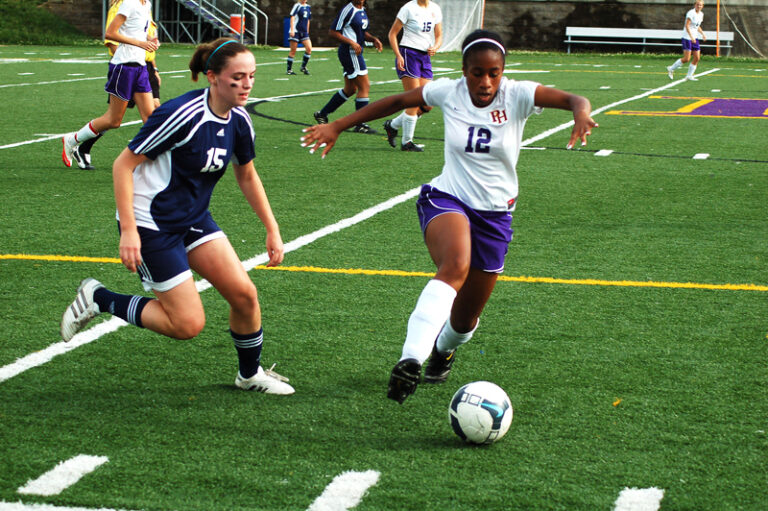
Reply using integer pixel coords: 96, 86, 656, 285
351, 42, 362, 55
566, 111, 598, 149
427, 46, 437, 57
701, 35, 707, 42
301, 123, 341, 159
119, 228, 142, 273
265, 231, 284, 267
373, 38, 383, 52
395, 56, 405, 71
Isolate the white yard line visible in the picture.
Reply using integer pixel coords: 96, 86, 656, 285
17, 455, 109, 497
613, 487, 665, 511
307, 470, 380, 511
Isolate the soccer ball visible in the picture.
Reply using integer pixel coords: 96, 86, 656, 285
448, 381, 513, 444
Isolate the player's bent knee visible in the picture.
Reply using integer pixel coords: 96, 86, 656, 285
170, 317, 205, 340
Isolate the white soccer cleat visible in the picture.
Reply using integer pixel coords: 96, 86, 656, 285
60, 278, 104, 341
666, 67, 674, 80
235, 364, 295, 394
61, 135, 77, 168
687, 76, 699, 81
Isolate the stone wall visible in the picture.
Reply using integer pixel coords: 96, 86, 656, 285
40, 0, 766, 58
41, 0, 102, 39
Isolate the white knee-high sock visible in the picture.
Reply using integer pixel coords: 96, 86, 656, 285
401, 279, 457, 364
436, 318, 479, 354
670, 59, 683, 71
73, 121, 100, 145
401, 113, 418, 144
686, 63, 697, 78
390, 111, 406, 129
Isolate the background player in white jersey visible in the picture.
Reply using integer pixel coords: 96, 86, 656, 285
73, 0, 162, 170
667, 0, 706, 81
301, 30, 597, 404
60, 38, 294, 395
383, 0, 442, 152
287, 0, 313, 75
62, 0, 159, 169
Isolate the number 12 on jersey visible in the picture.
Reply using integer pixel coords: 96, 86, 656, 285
465, 126, 491, 153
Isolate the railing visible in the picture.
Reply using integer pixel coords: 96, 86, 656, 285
157, 0, 268, 45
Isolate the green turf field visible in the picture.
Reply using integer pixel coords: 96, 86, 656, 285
0, 45, 766, 511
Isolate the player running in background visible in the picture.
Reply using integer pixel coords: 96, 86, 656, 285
383, 0, 442, 152
313, 0, 383, 133
60, 38, 294, 395
667, 0, 706, 81
73, 0, 162, 170
301, 30, 597, 404
62, 0, 158, 169
286, 0, 313, 75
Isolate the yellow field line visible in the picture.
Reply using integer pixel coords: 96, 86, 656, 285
2, 254, 765, 292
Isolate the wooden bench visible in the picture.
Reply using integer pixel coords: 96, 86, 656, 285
564, 27, 734, 55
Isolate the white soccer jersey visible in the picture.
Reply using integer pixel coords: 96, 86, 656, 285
397, 0, 443, 51
421, 77, 541, 211
683, 8, 704, 40
111, 0, 153, 65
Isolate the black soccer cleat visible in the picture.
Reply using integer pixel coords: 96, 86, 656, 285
383, 119, 398, 148
300, 67, 310, 75
286, 70, 297, 75
424, 344, 455, 383
387, 358, 422, 404
353, 123, 377, 134
71, 146, 95, 170
313, 111, 328, 124
401, 141, 424, 152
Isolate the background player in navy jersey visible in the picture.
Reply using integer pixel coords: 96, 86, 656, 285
667, 0, 706, 81
62, 0, 158, 170
383, 0, 442, 152
313, 0, 383, 134
60, 38, 294, 395
302, 30, 597, 404
286, 0, 313, 75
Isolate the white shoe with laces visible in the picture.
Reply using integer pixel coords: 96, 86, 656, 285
687, 76, 699, 81
666, 66, 674, 80
60, 278, 104, 341
235, 364, 295, 394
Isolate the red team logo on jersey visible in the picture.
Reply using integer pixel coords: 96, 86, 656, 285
490, 109, 507, 124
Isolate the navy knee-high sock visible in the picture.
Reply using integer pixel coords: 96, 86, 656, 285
320, 89, 349, 117
93, 288, 150, 328
231, 328, 263, 379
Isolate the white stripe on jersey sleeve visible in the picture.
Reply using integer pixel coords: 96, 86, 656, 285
133, 95, 205, 155
334, 3, 354, 31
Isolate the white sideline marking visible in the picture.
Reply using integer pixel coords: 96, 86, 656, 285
521, 68, 719, 147
613, 487, 665, 511
693, 153, 710, 160
595, 149, 614, 157
17, 455, 109, 496
306, 470, 380, 511
0, 502, 129, 511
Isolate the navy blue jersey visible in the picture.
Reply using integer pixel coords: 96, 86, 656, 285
289, 2, 312, 33
332, 2, 369, 48
124, 88, 255, 232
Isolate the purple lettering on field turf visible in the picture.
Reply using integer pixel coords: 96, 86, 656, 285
606, 97, 768, 119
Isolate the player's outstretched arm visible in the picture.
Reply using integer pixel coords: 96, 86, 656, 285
301, 87, 426, 158
534, 85, 598, 149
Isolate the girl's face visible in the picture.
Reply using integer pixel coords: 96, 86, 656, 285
462, 48, 505, 108
694, 1, 703, 11
209, 50, 256, 109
